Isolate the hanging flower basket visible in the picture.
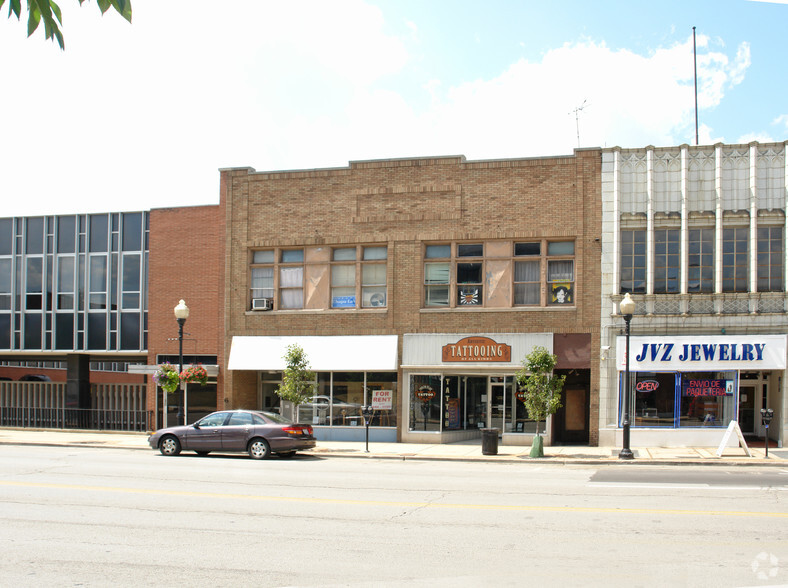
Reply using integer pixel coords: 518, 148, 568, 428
180, 364, 208, 386
153, 363, 180, 394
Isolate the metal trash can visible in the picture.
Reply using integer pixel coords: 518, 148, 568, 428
481, 428, 499, 455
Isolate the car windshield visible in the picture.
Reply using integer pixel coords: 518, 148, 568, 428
261, 411, 292, 424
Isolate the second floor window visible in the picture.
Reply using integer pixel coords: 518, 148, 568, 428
757, 226, 784, 292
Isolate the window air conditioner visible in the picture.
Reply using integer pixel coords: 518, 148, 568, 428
251, 298, 273, 311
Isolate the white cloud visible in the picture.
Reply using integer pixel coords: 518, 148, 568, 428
0, 4, 756, 216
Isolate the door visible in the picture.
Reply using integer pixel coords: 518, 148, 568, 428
183, 411, 227, 452
553, 387, 589, 444
488, 377, 511, 432
738, 384, 758, 435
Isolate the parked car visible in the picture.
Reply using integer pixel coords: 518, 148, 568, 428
19, 374, 51, 381
148, 409, 316, 459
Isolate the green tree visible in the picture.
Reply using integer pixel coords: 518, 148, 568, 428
275, 344, 316, 416
2, 0, 132, 50
515, 346, 565, 457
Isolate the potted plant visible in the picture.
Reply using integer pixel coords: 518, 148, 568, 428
180, 364, 208, 386
152, 363, 180, 394
515, 346, 566, 458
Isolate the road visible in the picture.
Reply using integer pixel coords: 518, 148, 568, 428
1, 445, 787, 587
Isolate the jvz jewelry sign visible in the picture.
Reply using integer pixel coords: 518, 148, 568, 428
616, 335, 787, 371
442, 336, 512, 362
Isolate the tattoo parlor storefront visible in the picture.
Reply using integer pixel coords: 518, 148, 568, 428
401, 333, 592, 445
616, 335, 786, 448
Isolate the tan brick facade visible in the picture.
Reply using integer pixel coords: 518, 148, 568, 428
221, 150, 603, 444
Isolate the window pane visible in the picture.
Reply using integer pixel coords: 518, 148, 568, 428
514, 260, 539, 282
425, 263, 449, 284
281, 249, 304, 263
251, 267, 274, 298
26, 217, 44, 254
363, 246, 387, 260
425, 285, 449, 306
253, 250, 274, 263
425, 244, 450, 258
333, 247, 356, 261
0, 258, 11, 294
548, 260, 573, 281
514, 283, 539, 305
331, 265, 355, 287
514, 242, 540, 256
122, 254, 140, 291
457, 243, 483, 257
120, 313, 140, 349
362, 287, 387, 308
0, 218, 12, 255
89, 256, 107, 291
121, 213, 142, 251
57, 216, 76, 253
89, 215, 108, 252
57, 257, 74, 293
548, 241, 574, 255
457, 262, 481, 283
280, 267, 303, 288
457, 285, 482, 305
362, 264, 386, 285
279, 289, 303, 309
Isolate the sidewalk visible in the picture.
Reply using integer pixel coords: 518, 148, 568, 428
1, 427, 786, 465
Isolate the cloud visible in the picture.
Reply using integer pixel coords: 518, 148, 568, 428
0, 3, 756, 216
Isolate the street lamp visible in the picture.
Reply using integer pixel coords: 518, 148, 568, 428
619, 293, 636, 460
174, 299, 189, 425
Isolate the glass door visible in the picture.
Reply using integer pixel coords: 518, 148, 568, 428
488, 377, 511, 431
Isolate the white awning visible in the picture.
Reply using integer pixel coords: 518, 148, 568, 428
227, 335, 399, 371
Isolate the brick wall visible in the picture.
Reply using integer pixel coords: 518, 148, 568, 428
147, 204, 225, 416
222, 150, 603, 442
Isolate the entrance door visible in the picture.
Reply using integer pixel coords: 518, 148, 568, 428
738, 384, 759, 435
488, 378, 511, 432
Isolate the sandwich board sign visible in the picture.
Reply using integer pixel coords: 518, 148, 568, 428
716, 420, 751, 457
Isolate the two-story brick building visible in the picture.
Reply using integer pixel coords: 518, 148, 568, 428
221, 151, 602, 445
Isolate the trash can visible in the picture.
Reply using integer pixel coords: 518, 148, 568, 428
481, 428, 499, 455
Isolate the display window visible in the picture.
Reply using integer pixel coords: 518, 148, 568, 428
622, 370, 737, 428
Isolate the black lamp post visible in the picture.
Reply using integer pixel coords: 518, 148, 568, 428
761, 408, 774, 458
174, 299, 189, 425
619, 293, 635, 460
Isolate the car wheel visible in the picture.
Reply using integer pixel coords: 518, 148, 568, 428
159, 435, 181, 456
248, 438, 271, 460
196, 451, 210, 457
278, 451, 296, 459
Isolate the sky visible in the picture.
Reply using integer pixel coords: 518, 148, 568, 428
1, 0, 787, 216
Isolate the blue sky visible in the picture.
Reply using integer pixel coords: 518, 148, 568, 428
1, 0, 785, 216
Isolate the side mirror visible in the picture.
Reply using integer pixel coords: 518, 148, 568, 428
193, 423, 201, 429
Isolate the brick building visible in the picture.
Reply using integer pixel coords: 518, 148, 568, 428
222, 150, 602, 445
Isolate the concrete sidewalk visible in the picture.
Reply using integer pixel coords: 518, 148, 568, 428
1, 427, 786, 466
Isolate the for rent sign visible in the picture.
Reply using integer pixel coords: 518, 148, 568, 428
371, 389, 393, 410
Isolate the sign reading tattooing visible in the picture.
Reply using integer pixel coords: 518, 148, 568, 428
616, 335, 787, 371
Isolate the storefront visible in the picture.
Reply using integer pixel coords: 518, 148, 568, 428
227, 335, 399, 442
616, 334, 786, 447
402, 333, 569, 445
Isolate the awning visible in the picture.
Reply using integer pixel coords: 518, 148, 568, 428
227, 335, 399, 371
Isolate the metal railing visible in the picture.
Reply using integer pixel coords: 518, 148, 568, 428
0, 406, 152, 431
0, 381, 151, 432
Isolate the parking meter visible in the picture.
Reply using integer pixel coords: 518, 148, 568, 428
362, 405, 374, 453
761, 408, 774, 458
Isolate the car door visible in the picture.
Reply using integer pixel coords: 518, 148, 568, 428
221, 411, 255, 450
183, 411, 228, 452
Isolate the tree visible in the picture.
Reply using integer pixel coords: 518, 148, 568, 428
2, 0, 132, 50
515, 346, 565, 457
275, 344, 316, 419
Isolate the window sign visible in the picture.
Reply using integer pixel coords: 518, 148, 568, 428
371, 389, 393, 410
682, 379, 734, 397
332, 295, 356, 308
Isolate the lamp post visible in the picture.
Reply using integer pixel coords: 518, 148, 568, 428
174, 299, 189, 425
619, 293, 636, 460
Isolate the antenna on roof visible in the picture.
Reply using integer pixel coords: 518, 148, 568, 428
570, 99, 588, 147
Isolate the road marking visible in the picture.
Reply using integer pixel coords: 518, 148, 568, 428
2, 480, 787, 519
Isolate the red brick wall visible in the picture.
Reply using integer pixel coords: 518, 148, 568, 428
147, 204, 225, 415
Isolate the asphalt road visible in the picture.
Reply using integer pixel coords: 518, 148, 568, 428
1, 445, 787, 587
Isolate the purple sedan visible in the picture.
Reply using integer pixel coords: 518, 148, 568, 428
148, 409, 316, 459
